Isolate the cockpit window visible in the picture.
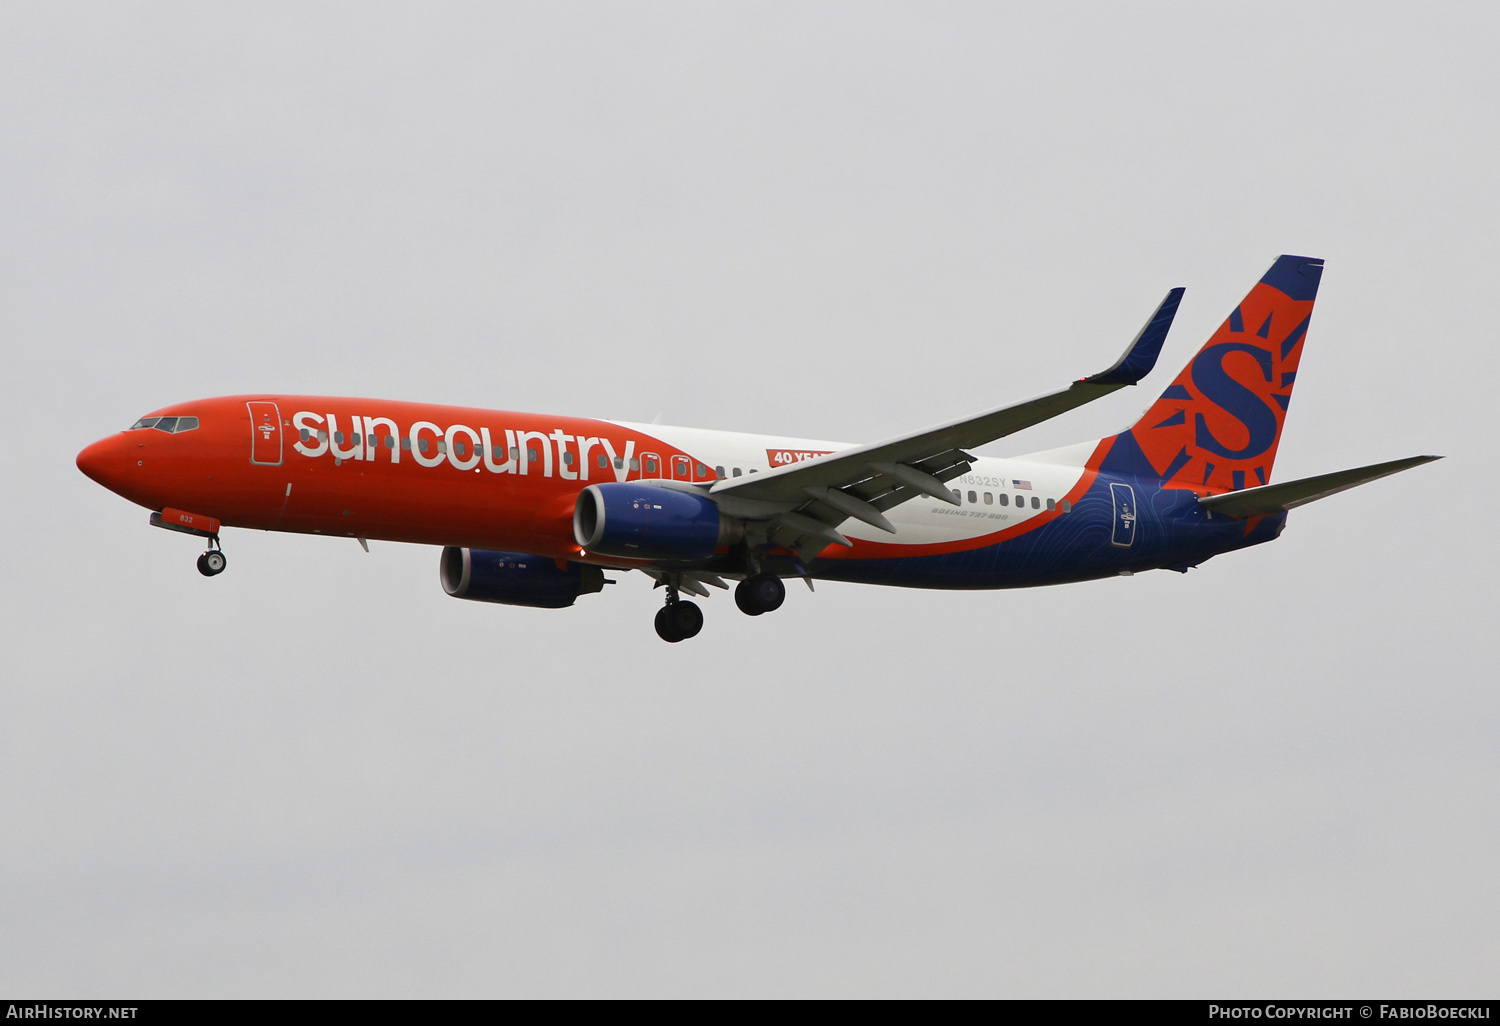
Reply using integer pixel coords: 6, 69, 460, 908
128, 415, 199, 433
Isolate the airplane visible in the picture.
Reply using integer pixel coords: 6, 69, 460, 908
77, 255, 1439, 642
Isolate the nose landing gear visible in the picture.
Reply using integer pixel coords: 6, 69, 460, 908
150, 509, 228, 578
196, 537, 227, 577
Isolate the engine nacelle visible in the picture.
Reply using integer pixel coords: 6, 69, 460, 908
440, 547, 604, 609
573, 482, 742, 561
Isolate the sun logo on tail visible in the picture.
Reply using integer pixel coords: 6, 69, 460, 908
1129, 258, 1320, 494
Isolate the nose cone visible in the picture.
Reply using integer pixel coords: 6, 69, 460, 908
77, 434, 130, 494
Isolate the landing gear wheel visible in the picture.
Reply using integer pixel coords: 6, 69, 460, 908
735, 573, 785, 616
654, 600, 704, 643
197, 550, 227, 577
654, 606, 680, 642
670, 600, 703, 639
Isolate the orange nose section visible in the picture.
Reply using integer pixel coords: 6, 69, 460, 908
77, 434, 130, 494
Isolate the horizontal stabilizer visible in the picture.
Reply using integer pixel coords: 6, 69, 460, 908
1198, 455, 1442, 518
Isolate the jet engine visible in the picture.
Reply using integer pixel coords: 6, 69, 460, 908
440, 547, 605, 609
572, 482, 742, 561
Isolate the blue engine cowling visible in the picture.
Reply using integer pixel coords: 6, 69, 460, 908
573, 482, 740, 561
440, 547, 605, 608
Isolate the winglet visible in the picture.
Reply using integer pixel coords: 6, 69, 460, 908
1080, 287, 1185, 386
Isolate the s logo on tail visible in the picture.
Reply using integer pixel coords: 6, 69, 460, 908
1128, 255, 1322, 494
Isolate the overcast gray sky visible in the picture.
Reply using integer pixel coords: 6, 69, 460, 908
1, 1, 1496, 997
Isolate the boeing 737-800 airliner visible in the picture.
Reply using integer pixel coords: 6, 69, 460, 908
77, 255, 1438, 641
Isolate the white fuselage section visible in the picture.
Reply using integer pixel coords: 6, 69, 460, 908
614, 421, 1094, 547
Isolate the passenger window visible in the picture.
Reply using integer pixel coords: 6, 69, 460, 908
597, 454, 608, 468
528, 448, 539, 462
999, 494, 1009, 506
716, 466, 726, 479
1060, 500, 1071, 513
968, 490, 977, 504
984, 492, 992, 504
616, 457, 625, 469
155, 417, 178, 432
174, 417, 199, 432
1031, 496, 1040, 509
696, 463, 708, 476
401, 437, 412, 451
455, 441, 467, 457
733, 468, 742, 477
318, 430, 328, 442
1046, 498, 1056, 511
510, 447, 519, 460
384, 435, 394, 449
561, 452, 573, 465
334, 432, 345, 444
353, 433, 362, 446
644, 458, 657, 473
437, 441, 448, 454
418, 439, 429, 453
629, 458, 639, 471
300, 428, 311, 443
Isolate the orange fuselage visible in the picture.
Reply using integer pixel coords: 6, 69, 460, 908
77, 395, 711, 562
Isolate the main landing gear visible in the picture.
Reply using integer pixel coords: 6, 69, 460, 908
734, 573, 785, 616
650, 570, 790, 643
196, 537, 227, 577
654, 593, 704, 643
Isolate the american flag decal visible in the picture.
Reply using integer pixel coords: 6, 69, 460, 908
1012, 480, 1032, 490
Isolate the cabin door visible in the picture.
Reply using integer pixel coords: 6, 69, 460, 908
247, 401, 283, 466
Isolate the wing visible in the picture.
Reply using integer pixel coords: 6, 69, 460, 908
706, 288, 1185, 561
1197, 455, 1441, 518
